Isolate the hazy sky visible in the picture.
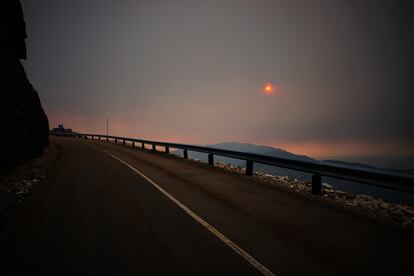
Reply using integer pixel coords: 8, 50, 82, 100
21, 0, 414, 158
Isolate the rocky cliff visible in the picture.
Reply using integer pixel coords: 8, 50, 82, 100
0, 0, 49, 167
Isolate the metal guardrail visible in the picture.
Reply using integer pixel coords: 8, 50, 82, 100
51, 132, 414, 195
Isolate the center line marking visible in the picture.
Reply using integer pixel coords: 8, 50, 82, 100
97, 147, 275, 276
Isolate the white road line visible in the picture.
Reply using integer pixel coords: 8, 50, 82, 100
100, 148, 275, 276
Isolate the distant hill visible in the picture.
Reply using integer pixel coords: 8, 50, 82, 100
175, 142, 316, 182
322, 160, 376, 169
173, 142, 414, 205
206, 142, 316, 162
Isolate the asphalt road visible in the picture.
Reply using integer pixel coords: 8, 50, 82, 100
1, 137, 413, 275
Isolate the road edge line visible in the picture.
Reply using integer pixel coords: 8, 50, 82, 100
100, 148, 275, 276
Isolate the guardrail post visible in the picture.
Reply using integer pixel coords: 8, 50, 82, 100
246, 160, 253, 176
183, 149, 188, 159
106, 136, 109, 141
123, 139, 126, 145
98, 136, 101, 141
312, 174, 322, 195
132, 141, 135, 148
152, 144, 156, 151
165, 146, 169, 154
115, 138, 118, 144
208, 153, 214, 165
141, 142, 145, 149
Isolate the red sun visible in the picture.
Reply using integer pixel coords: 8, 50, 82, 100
263, 83, 275, 95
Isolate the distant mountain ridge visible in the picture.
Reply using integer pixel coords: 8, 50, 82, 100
207, 142, 315, 162
207, 142, 412, 174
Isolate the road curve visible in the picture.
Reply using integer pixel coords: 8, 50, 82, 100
1, 137, 413, 275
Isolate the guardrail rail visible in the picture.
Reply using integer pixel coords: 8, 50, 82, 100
51, 132, 414, 195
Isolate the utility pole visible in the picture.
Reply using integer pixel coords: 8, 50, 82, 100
106, 118, 109, 137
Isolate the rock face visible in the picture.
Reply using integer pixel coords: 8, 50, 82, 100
0, 0, 49, 167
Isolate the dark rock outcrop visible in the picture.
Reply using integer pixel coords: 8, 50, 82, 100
0, 0, 49, 167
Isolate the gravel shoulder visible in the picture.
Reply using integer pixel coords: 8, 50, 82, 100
0, 141, 62, 225
202, 160, 414, 233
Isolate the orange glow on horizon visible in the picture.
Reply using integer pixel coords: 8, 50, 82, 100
269, 141, 414, 159
48, 112, 414, 158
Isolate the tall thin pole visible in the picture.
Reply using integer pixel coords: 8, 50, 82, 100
106, 118, 109, 137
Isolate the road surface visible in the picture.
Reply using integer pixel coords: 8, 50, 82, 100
1, 137, 413, 275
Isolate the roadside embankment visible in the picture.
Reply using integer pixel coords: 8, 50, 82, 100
0, 142, 61, 224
